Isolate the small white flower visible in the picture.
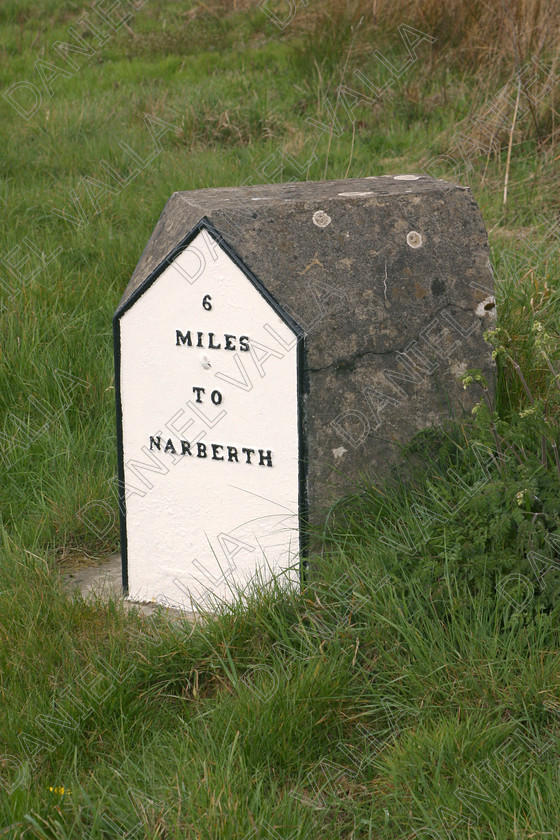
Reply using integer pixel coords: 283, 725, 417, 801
519, 405, 538, 418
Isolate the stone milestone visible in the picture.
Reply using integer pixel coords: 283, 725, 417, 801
114, 174, 495, 610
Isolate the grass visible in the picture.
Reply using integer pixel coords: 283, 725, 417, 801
1, 0, 560, 836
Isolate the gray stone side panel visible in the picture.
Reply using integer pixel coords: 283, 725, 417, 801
306, 306, 494, 518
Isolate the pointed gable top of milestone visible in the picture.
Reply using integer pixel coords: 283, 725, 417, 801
114, 215, 306, 610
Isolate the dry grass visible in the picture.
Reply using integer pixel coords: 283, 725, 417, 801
282, 0, 560, 177
206, 0, 560, 75
375, 0, 560, 68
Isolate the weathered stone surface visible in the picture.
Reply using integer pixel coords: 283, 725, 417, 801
119, 174, 495, 525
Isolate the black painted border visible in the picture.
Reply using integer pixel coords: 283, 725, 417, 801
113, 217, 308, 598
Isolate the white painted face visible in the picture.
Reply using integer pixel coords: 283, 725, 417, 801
117, 228, 301, 611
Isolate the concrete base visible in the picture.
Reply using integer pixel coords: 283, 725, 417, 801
61, 554, 197, 623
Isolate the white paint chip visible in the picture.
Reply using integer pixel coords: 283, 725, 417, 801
394, 174, 420, 181
332, 446, 347, 459
338, 191, 374, 197
406, 231, 423, 248
450, 361, 468, 379
475, 295, 496, 318
313, 210, 331, 227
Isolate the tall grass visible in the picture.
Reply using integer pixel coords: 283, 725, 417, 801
2, 531, 560, 837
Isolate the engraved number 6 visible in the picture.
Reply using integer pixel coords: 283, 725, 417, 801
202, 294, 212, 311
